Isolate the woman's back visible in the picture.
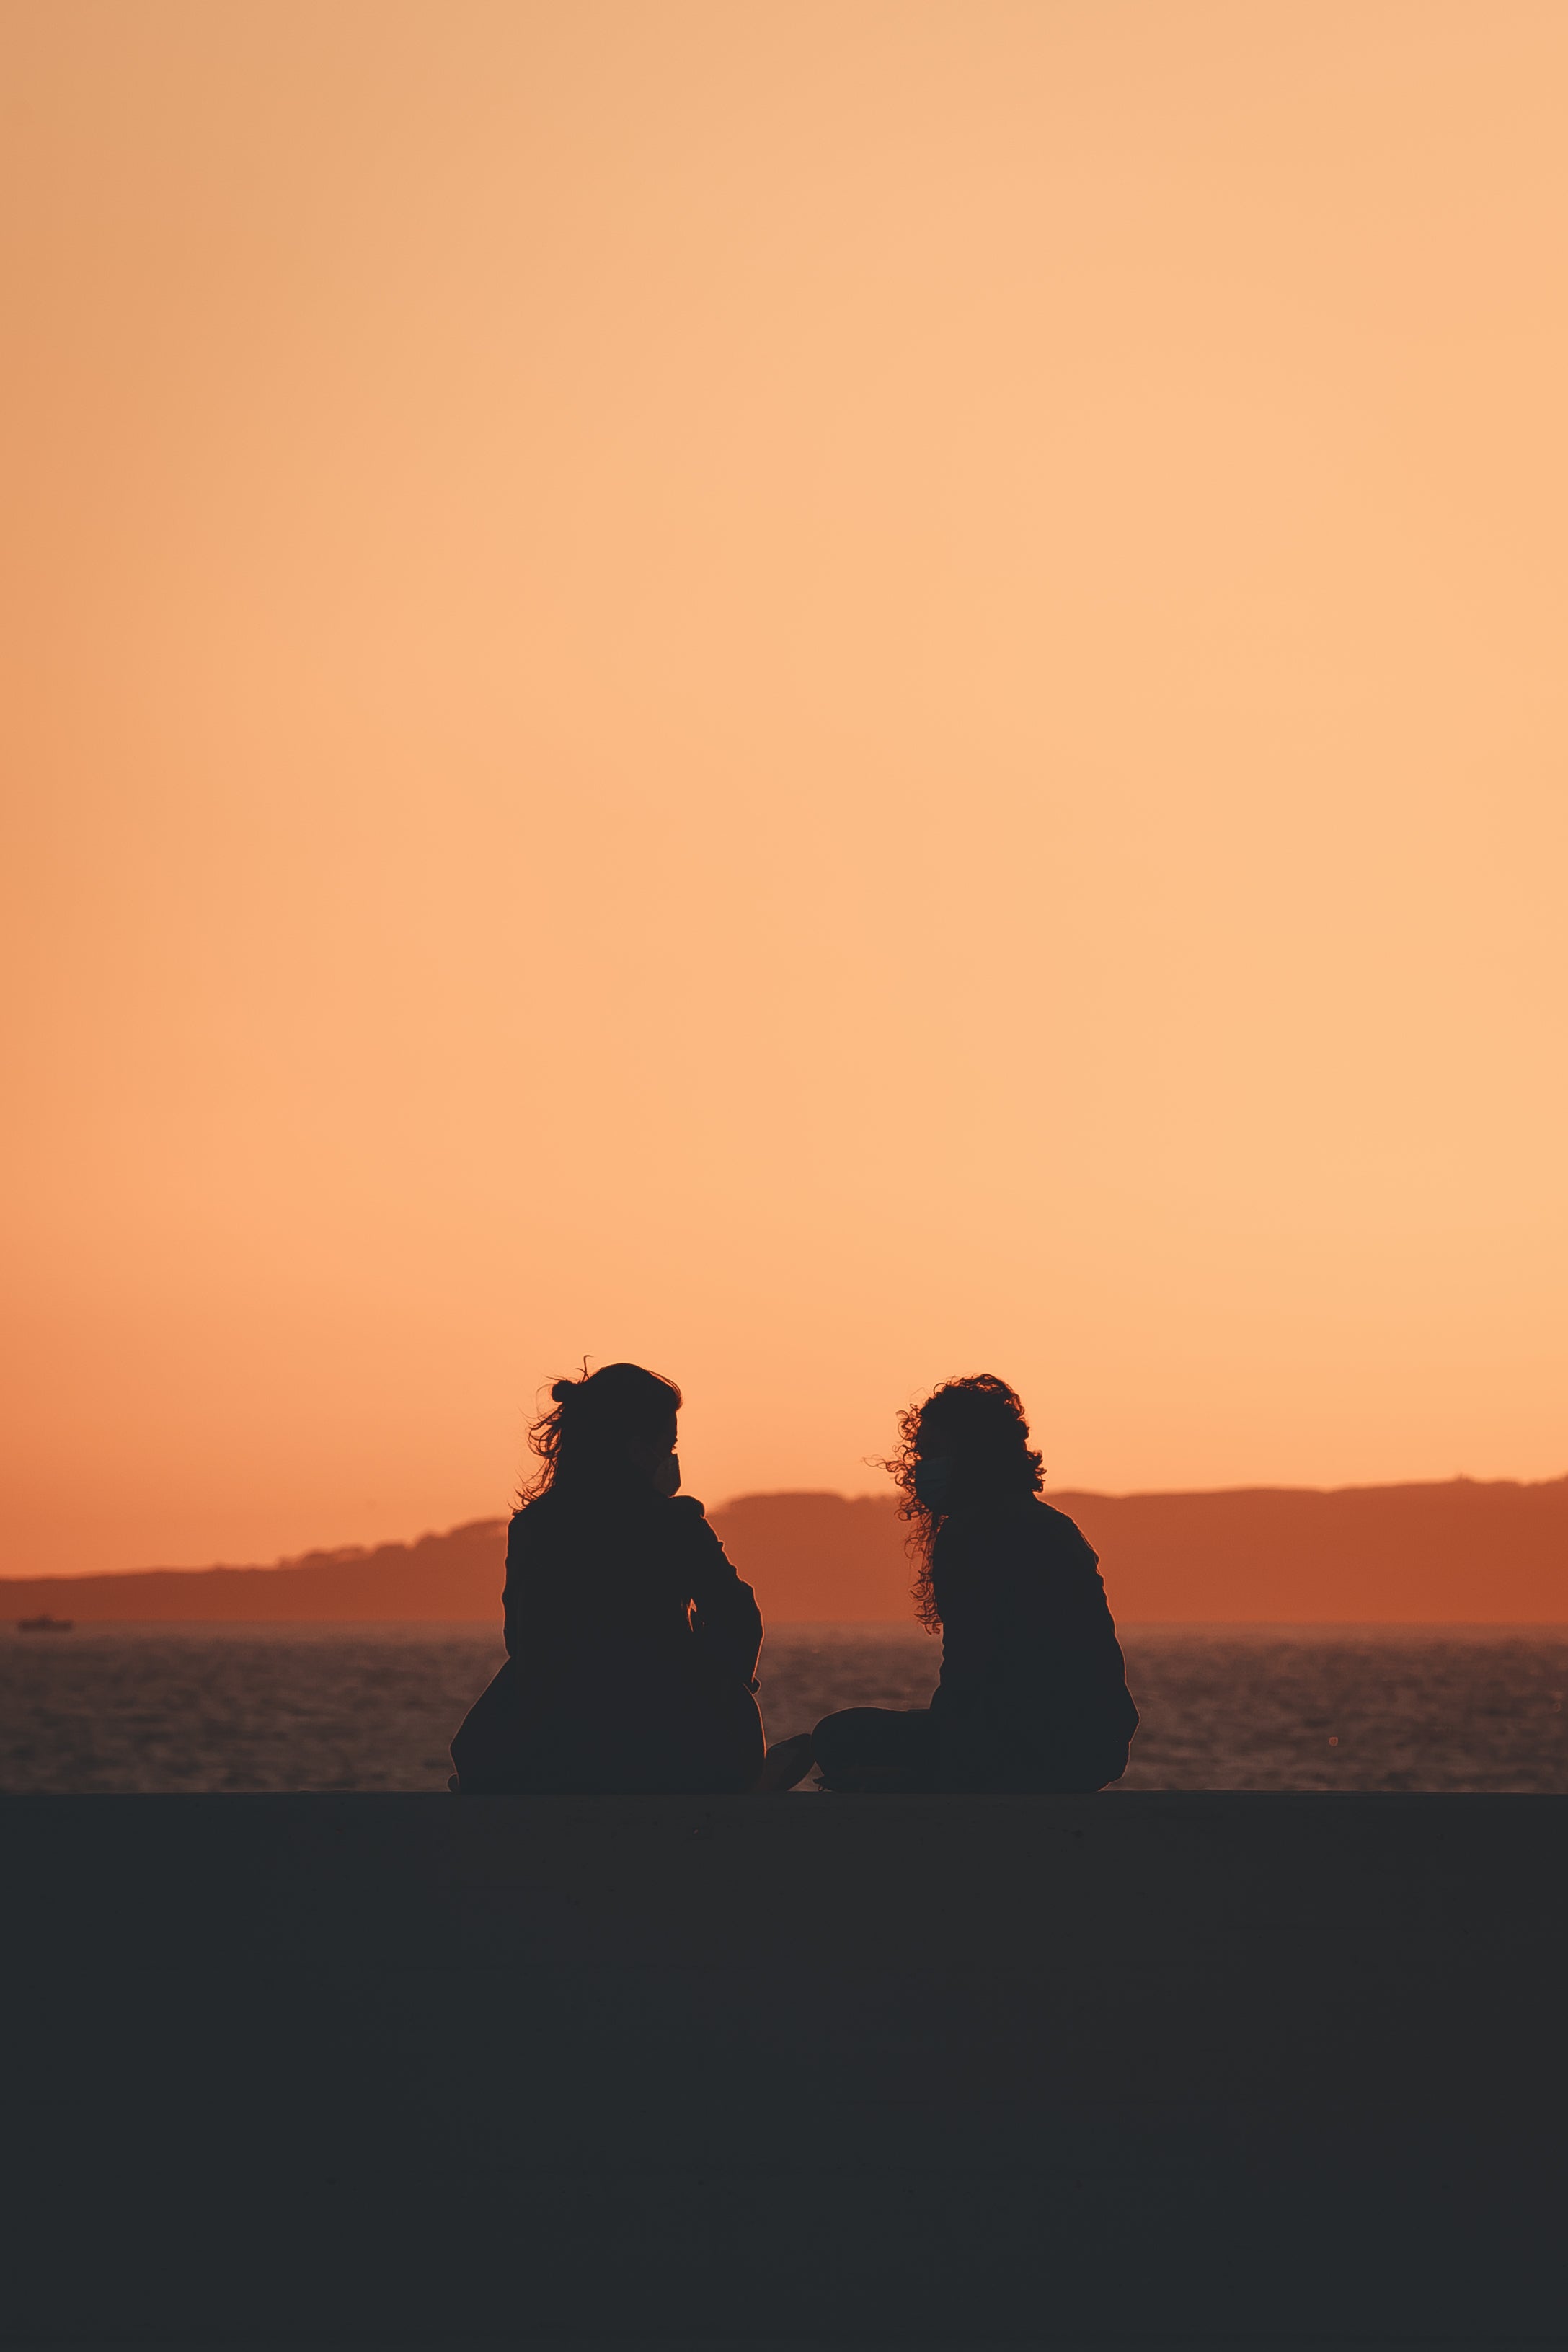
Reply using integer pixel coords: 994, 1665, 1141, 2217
504, 1485, 762, 1688
809, 1374, 1139, 1794
931, 1495, 1138, 1782
450, 1361, 764, 1795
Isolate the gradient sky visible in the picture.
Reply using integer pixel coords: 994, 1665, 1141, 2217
4, 0, 1567, 1575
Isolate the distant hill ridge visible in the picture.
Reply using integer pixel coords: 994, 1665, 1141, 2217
4, 1477, 1566, 1622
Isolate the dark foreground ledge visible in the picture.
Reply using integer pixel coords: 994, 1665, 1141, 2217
4, 1793, 1566, 2352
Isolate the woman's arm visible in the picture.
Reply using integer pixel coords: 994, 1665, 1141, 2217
929, 1515, 1007, 1712
500, 1511, 528, 1659
680, 1503, 764, 1686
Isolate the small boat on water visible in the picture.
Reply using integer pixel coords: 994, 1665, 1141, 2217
17, 1614, 74, 1632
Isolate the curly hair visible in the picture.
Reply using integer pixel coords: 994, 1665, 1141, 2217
520, 1361, 682, 1504
885, 1373, 1044, 1630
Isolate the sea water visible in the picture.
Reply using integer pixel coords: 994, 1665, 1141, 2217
9, 1627, 1568, 1787
2, 1622, 1565, 1794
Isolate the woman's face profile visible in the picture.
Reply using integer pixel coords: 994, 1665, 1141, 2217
916, 1413, 954, 1466
628, 1413, 681, 1495
912, 1413, 957, 1509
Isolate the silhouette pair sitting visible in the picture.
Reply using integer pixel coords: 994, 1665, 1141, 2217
449, 1363, 1138, 1797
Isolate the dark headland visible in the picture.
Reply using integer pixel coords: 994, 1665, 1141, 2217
6, 1474, 1566, 1619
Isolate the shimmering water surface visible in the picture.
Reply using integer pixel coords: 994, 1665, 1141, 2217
2, 1622, 1565, 1793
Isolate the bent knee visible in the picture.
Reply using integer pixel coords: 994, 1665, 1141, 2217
810, 1707, 862, 1772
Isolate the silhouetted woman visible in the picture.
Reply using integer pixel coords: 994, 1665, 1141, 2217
450, 1363, 766, 1793
807, 1375, 1138, 1792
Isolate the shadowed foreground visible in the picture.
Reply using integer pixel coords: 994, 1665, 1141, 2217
3, 1793, 1565, 2349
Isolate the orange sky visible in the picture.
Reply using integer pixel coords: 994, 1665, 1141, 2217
3, 0, 1567, 1575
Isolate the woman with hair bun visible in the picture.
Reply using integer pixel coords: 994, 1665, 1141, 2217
450, 1363, 767, 1793
805, 1374, 1138, 1794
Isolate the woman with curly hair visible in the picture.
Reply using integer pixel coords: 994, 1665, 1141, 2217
449, 1363, 767, 1792
807, 1374, 1138, 1793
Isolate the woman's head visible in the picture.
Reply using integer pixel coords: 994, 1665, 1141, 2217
522, 1362, 683, 1503
886, 1374, 1044, 1627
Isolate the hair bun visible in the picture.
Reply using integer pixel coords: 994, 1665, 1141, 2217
550, 1377, 579, 1405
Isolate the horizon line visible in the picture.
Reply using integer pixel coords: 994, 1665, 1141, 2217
9, 1467, 1568, 1581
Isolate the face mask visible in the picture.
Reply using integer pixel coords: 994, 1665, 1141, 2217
653, 1452, 681, 1498
913, 1454, 953, 1510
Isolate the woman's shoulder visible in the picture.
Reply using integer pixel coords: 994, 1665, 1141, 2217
658, 1493, 722, 1542
1029, 1495, 1099, 1561
1032, 1494, 1091, 1537
970, 1493, 1099, 1576
507, 1493, 556, 1542
507, 1485, 593, 1542
510, 1487, 717, 1542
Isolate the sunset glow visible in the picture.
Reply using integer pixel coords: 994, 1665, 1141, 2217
4, 1, 1566, 1575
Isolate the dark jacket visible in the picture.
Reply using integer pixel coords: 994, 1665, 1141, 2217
502, 1483, 763, 1695
448, 1483, 765, 1794
929, 1495, 1138, 1789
